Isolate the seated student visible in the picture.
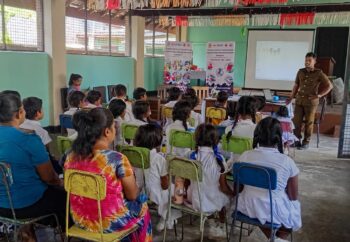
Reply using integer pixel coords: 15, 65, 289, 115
134, 124, 181, 231
110, 84, 134, 121
163, 87, 182, 129
64, 108, 152, 241
236, 117, 301, 241
0, 93, 67, 240
165, 100, 193, 156
109, 99, 127, 146
133, 87, 147, 101
187, 124, 232, 236
210, 91, 229, 125
67, 73, 83, 94
20, 97, 52, 146
85, 90, 102, 108
0, 90, 21, 98
225, 96, 257, 163
219, 100, 236, 127
275, 106, 298, 148
64, 91, 86, 138
182, 89, 202, 129
130, 100, 152, 127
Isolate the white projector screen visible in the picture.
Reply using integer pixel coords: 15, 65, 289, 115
245, 30, 314, 90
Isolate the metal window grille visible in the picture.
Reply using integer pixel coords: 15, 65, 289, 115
65, 0, 126, 56
0, 0, 43, 51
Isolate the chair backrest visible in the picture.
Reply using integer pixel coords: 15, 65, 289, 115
60, 88, 69, 111
0, 162, 16, 220
188, 117, 195, 127
157, 84, 174, 101
118, 146, 150, 170
192, 86, 209, 102
121, 123, 139, 140
107, 85, 116, 101
93, 86, 107, 104
168, 156, 202, 182
169, 130, 195, 153
57, 136, 74, 156
206, 107, 226, 120
163, 106, 173, 119
221, 135, 253, 154
64, 169, 106, 236
215, 125, 227, 138
59, 114, 73, 129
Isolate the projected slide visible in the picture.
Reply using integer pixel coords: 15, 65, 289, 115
255, 41, 309, 81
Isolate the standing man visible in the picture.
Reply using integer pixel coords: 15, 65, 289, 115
286, 52, 333, 150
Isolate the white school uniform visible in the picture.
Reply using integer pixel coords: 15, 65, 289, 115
85, 103, 98, 109
20, 119, 52, 145
128, 119, 148, 127
219, 118, 235, 128
110, 97, 134, 121
187, 147, 230, 213
163, 100, 178, 130
64, 107, 79, 137
190, 110, 203, 129
114, 116, 124, 146
165, 120, 192, 156
237, 147, 301, 230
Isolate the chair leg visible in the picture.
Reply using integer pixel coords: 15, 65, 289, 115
290, 231, 293, 242
200, 216, 207, 242
238, 222, 243, 242
317, 124, 320, 148
225, 214, 229, 242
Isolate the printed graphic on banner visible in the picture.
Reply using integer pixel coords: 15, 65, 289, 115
206, 42, 235, 94
164, 41, 193, 89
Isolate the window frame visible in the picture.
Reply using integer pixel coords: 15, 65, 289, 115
65, 0, 129, 57
0, 0, 44, 52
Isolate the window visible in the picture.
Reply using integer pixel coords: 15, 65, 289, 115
65, 0, 128, 56
0, 0, 43, 51
144, 17, 176, 57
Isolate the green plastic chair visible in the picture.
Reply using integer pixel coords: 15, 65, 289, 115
169, 130, 195, 154
162, 156, 229, 242
188, 117, 195, 127
117, 146, 150, 192
121, 123, 139, 141
57, 136, 74, 157
0, 162, 63, 242
221, 135, 253, 155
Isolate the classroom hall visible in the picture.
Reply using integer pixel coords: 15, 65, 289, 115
0, 0, 349, 242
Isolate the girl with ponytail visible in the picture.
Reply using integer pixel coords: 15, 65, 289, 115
165, 100, 193, 156
187, 124, 232, 234
64, 108, 152, 241
237, 117, 301, 240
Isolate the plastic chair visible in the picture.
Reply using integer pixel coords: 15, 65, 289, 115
230, 162, 292, 242
64, 169, 138, 242
59, 114, 73, 135
169, 130, 195, 154
117, 146, 150, 192
56, 136, 74, 157
0, 162, 63, 242
163, 156, 229, 242
221, 135, 253, 155
163, 106, 173, 119
121, 123, 139, 142
215, 125, 227, 138
206, 107, 226, 125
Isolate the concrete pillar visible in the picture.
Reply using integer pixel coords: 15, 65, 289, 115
131, 16, 145, 88
43, 0, 66, 125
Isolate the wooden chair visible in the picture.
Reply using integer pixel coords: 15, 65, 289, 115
192, 86, 209, 102
157, 84, 174, 102
148, 97, 161, 121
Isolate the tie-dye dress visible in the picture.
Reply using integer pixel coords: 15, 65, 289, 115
64, 150, 152, 242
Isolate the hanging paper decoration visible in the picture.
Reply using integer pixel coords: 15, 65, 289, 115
106, 0, 121, 9
238, 0, 288, 6
314, 12, 350, 26
176, 16, 188, 26
250, 14, 279, 26
188, 15, 249, 27
279, 12, 315, 26
121, 0, 148, 9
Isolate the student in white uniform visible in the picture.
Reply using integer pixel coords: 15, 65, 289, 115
224, 96, 257, 164
64, 91, 86, 138
219, 101, 236, 128
275, 106, 298, 147
182, 88, 202, 129
85, 90, 102, 108
109, 84, 134, 121
165, 100, 193, 156
20, 97, 52, 146
108, 99, 126, 146
236, 117, 301, 242
133, 87, 147, 101
163, 86, 182, 130
134, 124, 181, 231
129, 100, 151, 127
187, 124, 232, 237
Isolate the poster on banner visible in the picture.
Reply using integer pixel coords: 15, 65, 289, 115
164, 41, 193, 90
206, 41, 235, 94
